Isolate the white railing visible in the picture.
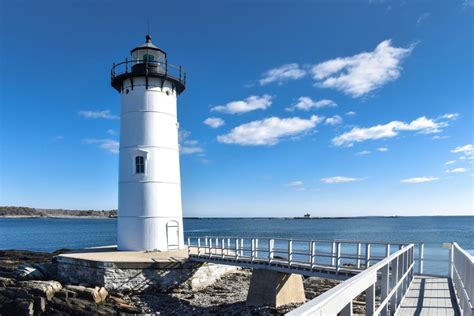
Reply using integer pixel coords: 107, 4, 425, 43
287, 244, 415, 316
450, 242, 474, 316
187, 236, 408, 277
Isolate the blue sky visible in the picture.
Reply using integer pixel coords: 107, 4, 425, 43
0, 0, 472, 217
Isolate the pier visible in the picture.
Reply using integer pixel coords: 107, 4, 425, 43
187, 237, 473, 315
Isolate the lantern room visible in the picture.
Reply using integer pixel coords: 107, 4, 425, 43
131, 34, 166, 64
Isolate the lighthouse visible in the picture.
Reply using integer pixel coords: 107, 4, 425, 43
111, 35, 186, 251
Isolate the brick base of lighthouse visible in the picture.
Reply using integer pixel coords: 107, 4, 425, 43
56, 246, 237, 293
246, 269, 306, 307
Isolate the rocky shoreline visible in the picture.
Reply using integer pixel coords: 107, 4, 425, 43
0, 249, 368, 315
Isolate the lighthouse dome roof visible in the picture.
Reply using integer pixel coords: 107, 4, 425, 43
130, 35, 166, 55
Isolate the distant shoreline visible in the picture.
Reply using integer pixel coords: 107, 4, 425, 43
1, 215, 472, 220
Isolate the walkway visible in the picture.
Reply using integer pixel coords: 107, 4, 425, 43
397, 276, 459, 316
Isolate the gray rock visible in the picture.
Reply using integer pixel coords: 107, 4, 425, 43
15, 265, 45, 281
65, 285, 108, 303
20, 280, 62, 301
0, 277, 15, 287
34, 296, 46, 313
16, 298, 34, 316
32, 263, 57, 280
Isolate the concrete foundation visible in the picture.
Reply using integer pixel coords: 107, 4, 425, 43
56, 246, 237, 292
246, 269, 306, 307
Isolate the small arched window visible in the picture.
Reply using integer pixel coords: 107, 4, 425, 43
135, 156, 145, 174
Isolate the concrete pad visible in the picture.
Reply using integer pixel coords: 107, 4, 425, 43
246, 269, 306, 307
56, 246, 237, 292
56, 245, 189, 269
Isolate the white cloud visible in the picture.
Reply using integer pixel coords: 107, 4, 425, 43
320, 176, 359, 184
83, 138, 119, 154
285, 181, 304, 187
203, 117, 225, 128
179, 130, 204, 155
259, 63, 306, 85
325, 115, 343, 126
217, 115, 323, 146
463, 0, 474, 7
445, 160, 456, 165
107, 129, 117, 136
377, 147, 389, 152
346, 111, 356, 116
451, 144, 474, 156
211, 95, 272, 114
356, 150, 371, 156
446, 168, 467, 174
311, 40, 414, 97
440, 113, 459, 120
332, 115, 450, 146
401, 176, 439, 183
180, 146, 204, 155
79, 110, 119, 120
416, 12, 431, 26
286, 97, 337, 111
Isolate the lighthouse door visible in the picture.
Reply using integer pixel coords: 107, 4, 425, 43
166, 221, 179, 250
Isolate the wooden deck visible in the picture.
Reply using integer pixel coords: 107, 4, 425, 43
397, 276, 459, 316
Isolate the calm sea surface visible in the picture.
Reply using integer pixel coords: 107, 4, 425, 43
1, 216, 472, 275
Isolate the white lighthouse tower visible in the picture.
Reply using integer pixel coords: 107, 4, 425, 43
111, 35, 186, 251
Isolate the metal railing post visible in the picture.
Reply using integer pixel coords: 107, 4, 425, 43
221, 238, 225, 258
448, 243, 454, 279
240, 238, 244, 257
365, 243, 371, 268
227, 238, 230, 256
390, 256, 399, 314
396, 254, 403, 307
235, 238, 239, 260
269, 239, 274, 263
209, 238, 213, 258
419, 242, 424, 274
336, 242, 342, 273
331, 242, 336, 266
365, 283, 375, 316
311, 241, 316, 268
356, 242, 362, 268
255, 238, 259, 259
288, 240, 293, 265
385, 243, 391, 257
341, 301, 353, 316
380, 264, 390, 316
197, 237, 201, 257
251, 238, 255, 262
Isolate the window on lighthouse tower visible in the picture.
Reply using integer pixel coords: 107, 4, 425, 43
135, 156, 145, 174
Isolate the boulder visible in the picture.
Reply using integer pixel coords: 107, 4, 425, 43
20, 280, 62, 301
32, 263, 57, 280
14, 265, 45, 281
65, 285, 108, 303
16, 298, 34, 316
0, 277, 15, 287
34, 296, 46, 314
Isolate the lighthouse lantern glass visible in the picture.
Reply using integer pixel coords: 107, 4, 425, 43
132, 49, 165, 65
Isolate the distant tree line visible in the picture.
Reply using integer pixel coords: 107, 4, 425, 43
0, 206, 117, 218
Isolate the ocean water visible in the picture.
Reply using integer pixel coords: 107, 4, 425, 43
0, 216, 472, 275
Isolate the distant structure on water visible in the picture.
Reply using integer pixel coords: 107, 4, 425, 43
111, 35, 186, 251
